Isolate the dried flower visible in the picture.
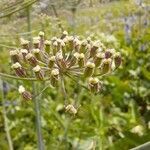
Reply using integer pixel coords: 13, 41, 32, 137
48, 56, 55, 68
32, 49, 41, 60
10, 50, 20, 63
8, 31, 121, 103
44, 40, 51, 54
33, 65, 44, 80
88, 77, 101, 94
18, 85, 32, 100
84, 62, 95, 77
101, 58, 112, 74
20, 39, 30, 50
94, 53, 105, 67
50, 69, 59, 87
25, 53, 37, 67
11, 62, 26, 77
114, 52, 122, 68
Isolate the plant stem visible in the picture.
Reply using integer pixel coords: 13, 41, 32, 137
27, 6, 44, 150
1, 80, 14, 150
0, 72, 39, 81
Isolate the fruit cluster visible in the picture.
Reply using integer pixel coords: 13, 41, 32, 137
9, 31, 121, 100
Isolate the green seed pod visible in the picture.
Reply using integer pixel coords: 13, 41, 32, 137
84, 62, 95, 77
32, 49, 41, 60
33, 65, 44, 80
57, 39, 63, 50
114, 52, 122, 68
10, 50, 20, 63
33, 37, 40, 48
67, 36, 74, 51
20, 39, 30, 51
48, 56, 55, 68
94, 53, 105, 67
11, 62, 26, 77
20, 49, 28, 61
74, 38, 81, 52
44, 40, 51, 54
50, 69, 59, 87
90, 41, 99, 57
79, 40, 87, 53
52, 41, 58, 54
38, 31, 45, 50
88, 77, 101, 94
101, 58, 112, 74
25, 53, 37, 67
77, 53, 85, 68
18, 85, 32, 100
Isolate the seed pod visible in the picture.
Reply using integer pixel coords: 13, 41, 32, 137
105, 49, 115, 59
88, 77, 101, 94
50, 69, 59, 87
38, 31, 45, 50
56, 39, 62, 50
61, 30, 68, 39
11, 62, 26, 77
18, 85, 32, 100
114, 52, 122, 68
32, 49, 41, 60
52, 41, 58, 54
77, 53, 85, 68
25, 53, 37, 67
79, 40, 87, 53
33, 65, 44, 80
74, 38, 81, 52
101, 58, 112, 74
20, 49, 28, 60
65, 104, 77, 115
84, 62, 95, 77
94, 53, 105, 67
44, 40, 51, 54
90, 42, 99, 57
20, 39, 29, 51
48, 56, 55, 68
33, 39, 40, 49
10, 50, 20, 63
67, 36, 74, 51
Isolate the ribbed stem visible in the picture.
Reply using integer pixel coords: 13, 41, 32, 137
26, 6, 44, 150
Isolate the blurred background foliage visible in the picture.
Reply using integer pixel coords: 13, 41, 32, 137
0, 0, 150, 150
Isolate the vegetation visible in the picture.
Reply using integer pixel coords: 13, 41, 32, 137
0, 0, 149, 150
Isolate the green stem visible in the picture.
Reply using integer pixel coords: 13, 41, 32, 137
1, 80, 14, 150
27, 6, 44, 150
0, 72, 38, 81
